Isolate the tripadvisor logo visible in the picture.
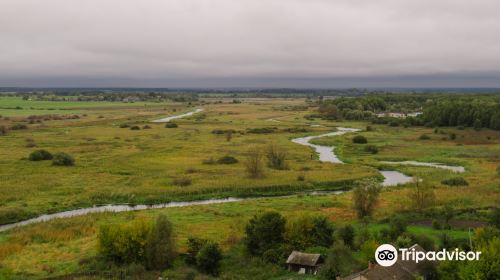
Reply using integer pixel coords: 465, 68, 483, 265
375, 244, 398, 267
375, 244, 482, 267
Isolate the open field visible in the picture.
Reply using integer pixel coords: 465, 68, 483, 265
0, 96, 498, 279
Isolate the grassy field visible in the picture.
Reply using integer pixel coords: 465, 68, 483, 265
0, 96, 498, 278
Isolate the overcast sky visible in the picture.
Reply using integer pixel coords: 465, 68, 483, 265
1, 0, 500, 88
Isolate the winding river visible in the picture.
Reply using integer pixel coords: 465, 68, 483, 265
291, 127, 414, 186
0, 113, 462, 232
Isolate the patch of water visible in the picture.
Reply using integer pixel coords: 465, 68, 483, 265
152, 108, 204, 123
380, 161, 465, 173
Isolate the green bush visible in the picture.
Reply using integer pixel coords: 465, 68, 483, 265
0, 125, 7, 136
98, 219, 152, 264
165, 123, 178, 128
28, 149, 53, 161
364, 145, 378, 154
217, 156, 238, 164
52, 152, 75, 166
119, 123, 130, 128
196, 242, 222, 276
142, 125, 152, 129
130, 126, 141, 130
352, 135, 367, 144
441, 177, 468, 186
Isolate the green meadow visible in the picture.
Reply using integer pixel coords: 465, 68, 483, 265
0, 96, 498, 278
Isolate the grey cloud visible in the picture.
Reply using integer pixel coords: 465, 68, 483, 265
1, 0, 500, 87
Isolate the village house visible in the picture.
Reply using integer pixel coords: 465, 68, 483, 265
340, 244, 430, 280
286, 251, 324, 275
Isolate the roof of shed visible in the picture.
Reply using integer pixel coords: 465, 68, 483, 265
286, 251, 322, 266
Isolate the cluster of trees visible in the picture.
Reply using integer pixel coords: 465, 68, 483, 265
315, 93, 500, 130
98, 215, 223, 275
423, 100, 500, 130
244, 211, 335, 263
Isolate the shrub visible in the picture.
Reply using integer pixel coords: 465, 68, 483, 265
419, 134, 431, 140
10, 124, 27, 130
449, 133, 457, 140
186, 237, 208, 265
441, 177, 468, 186
29, 150, 53, 161
165, 123, 178, 128
98, 219, 151, 264
145, 215, 176, 270
297, 175, 305, 181
364, 145, 378, 154
52, 152, 74, 166
173, 178, 192, 186
130, 126, 140, 130
245, 148, 264, 178
366, 125, 373, 131
196, 242, 222, 276
265, 143, 289, 170
119, 123, 130, 128
245, 211, 286, 256
496, 166, 500, 176
0, 126, 7, 136
142, 125, 152, 129
352, 135, 367, 144
217, 156, 238, 164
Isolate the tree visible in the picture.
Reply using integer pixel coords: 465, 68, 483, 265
388, 216, 408, 240
196, 242, 223, 276
145, 215, 176, 270
443, 236, 500, 280
186, 237, 208, 265
320, 242, 360, 279
245, 211, 286, 255
318, 103, 340, 120
244, 148, 264, 178
352, 180, 381, 219
336, 225, 355, 248
265, 143, 289, 170
311, 216, 335, 247
407, 178, 435, 212
285, 215, 334, 250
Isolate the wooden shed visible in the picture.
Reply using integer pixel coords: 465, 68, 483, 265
286, 251, 324, 275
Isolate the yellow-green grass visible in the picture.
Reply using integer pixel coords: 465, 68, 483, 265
0, 181, 493, 278
0, 101, 376, 224
0, 96, 175, 117
0, 98, 498, 278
